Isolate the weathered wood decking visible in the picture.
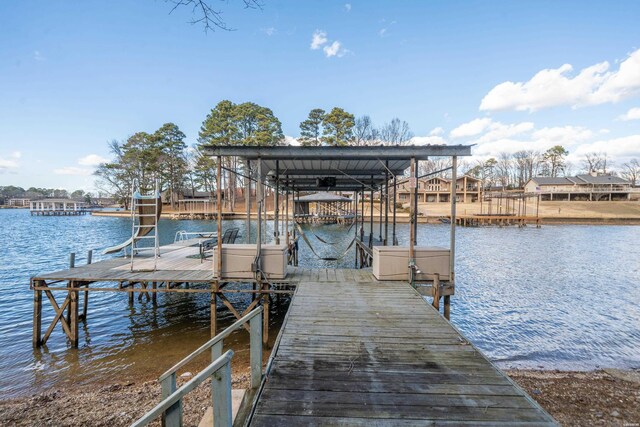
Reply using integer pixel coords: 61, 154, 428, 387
250, 277, 556, 426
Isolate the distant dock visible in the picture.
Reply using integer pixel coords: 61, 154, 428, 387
30, 199, 90, 216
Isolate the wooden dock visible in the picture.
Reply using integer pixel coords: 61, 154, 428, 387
250, 273, 556, 426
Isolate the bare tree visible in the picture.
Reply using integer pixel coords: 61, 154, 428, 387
621, 159, 640, 186
417, 157, 452, 179
513, 150, 541, 187
380, 118, 414, 146
353, 115, 379, 146
495, 152, 514, 189
168, 0, 262, 32
582, 152, 612, 174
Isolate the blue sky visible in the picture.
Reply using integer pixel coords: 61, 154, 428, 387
1, 0, 639, 191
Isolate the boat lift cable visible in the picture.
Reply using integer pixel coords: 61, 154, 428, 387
294, 222, 356, 261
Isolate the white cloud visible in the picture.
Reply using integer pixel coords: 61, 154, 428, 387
344, 3, 351, 12
33, 50, 45, 61
53, 167, 93, 176
531, 126, 593, 145
0, 158, 19, 172
449, 118, 492, 138
284, 135, 300, 146
480, 48, 640, 112
409, 136, 447, 146
78, 154, 108, 166
310, 30, 328, 50
261, 27, 277, 36
0, 151, 21, 172
573, 134, 640, 162
618, 107, 640, 121
429, 127, 444, 136
323, 41, 348, 58
378, 20, 396, 37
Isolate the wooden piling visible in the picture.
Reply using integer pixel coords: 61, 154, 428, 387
33, 285, 42, 347
69, 282, 79, 347
432, 273, 440, 311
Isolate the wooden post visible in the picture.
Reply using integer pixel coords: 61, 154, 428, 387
81, 250, 92, 321
33, 283, 42, 347
70, 281, 79, 347
444, 295, 450, 319
433, 274, 440, 312
250, 309, 263, 389
211, 359, 233, 427
66, 253, 75, 326
211, 284, 217, 336
152, 281, 157, 305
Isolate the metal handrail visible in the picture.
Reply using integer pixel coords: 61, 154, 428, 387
156, 307, 263, 426
159, 307, 262, 383
174, 230, 218, 242
131, 350, 234, 427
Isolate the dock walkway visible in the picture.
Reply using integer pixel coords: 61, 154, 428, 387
250, 273, 555, 426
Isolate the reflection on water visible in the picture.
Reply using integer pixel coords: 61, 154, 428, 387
0, 209, 639, 397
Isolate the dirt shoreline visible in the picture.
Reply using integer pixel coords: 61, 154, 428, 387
2, 368, 638, 426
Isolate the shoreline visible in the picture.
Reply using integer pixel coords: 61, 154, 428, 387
2, 367, 638, 426
89, 210, 640, 225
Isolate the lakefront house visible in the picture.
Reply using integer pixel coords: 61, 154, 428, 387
523, 173, 633, 201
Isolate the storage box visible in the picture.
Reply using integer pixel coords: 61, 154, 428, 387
212, 244, 288, 280
372, 246, 450, 281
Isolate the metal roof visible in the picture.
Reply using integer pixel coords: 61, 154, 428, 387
530, 175, 630, 186
204, 145, 472, 191
529, 177, 575, 185
574, 174, 630, 184
294, 192, 352, 203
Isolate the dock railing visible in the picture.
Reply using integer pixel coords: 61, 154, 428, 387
131, 306, 263, 427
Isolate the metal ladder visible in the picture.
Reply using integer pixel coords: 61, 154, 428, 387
130, 178, 160, 272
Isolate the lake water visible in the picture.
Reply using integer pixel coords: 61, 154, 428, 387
1, 209, 639, 397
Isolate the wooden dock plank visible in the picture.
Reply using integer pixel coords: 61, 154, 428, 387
250, 279, 556, 426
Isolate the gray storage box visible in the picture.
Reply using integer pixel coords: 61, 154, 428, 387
372, 246, 450, 281
212, 244, 288, 280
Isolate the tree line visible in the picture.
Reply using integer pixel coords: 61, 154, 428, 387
94, 101, 419, 207
0, 186, 96, 203
89, 100, 640, 206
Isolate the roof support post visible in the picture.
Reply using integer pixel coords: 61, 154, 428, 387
369, 177, 374, 248
256, 158, 263, 275
413, 159, 419, 245
354, 190, 358, 267
285, 181, 289, 246
409, 157, 416, 286
274, 161, 280, 245
450, 155, 457, 284
360, 187, 364, 242
384, 162, 389, 246
393, 174, 397, 245
245, 160, 251, 244
216, 155, 223, 282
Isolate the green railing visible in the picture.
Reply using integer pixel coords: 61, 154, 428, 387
131, 307, 263, 427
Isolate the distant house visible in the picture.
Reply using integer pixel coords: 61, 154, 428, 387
392, 175, 481, 203
524, 173, 632, 201
8, 198, 30, 207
